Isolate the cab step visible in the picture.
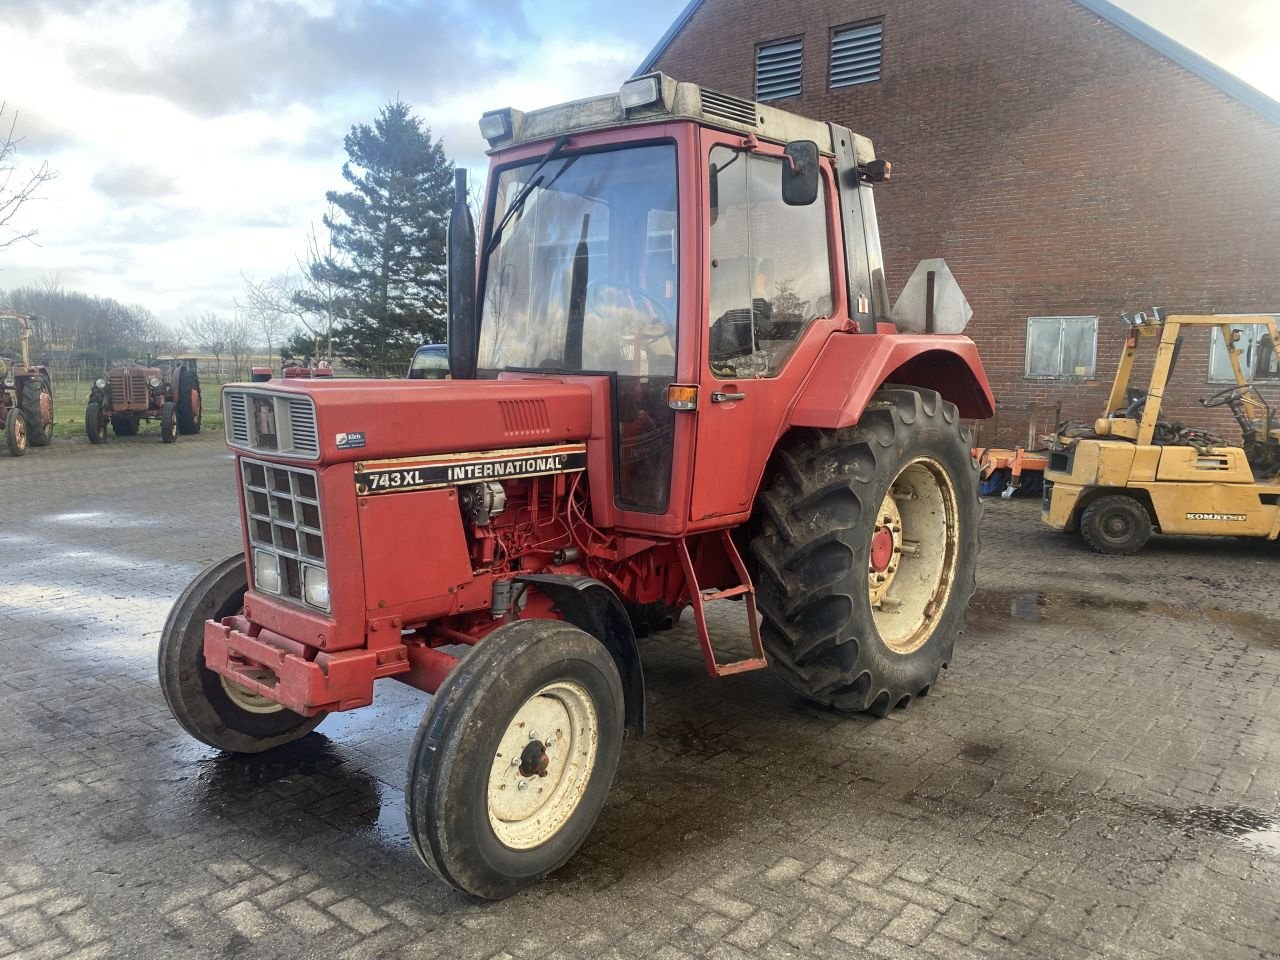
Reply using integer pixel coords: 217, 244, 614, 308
677, 530, 767, 678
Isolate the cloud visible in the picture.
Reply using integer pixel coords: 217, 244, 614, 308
91, 163, 179, 201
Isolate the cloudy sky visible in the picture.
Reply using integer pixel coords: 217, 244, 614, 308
1, 0, 1276, 326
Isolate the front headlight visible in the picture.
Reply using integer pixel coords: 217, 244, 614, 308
302, 564, 329, 610
95, 377, 107, 389
253, 549, 281, 594
149, 376, 162, 389
2, 377, 13, 388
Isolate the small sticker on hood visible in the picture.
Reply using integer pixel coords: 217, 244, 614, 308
336, 431, 366, 450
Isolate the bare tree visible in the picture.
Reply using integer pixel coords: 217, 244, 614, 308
224, 315, 255, 380
238, 274, 298, 361
185, 311, 228, 375
0, 102, 57, 250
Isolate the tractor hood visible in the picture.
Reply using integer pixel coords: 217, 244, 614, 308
221, 378, 594, 465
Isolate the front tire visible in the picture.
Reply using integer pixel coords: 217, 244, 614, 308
86, 402, 108, 444
1080, 495, 1151, 555
22, 376, 53, 446
160, 401, 177, 443
751, 387, 980, 716
157, 554, 325, 753
176, 367, 201, 434
5, 407, 27, 456
406, 619, 624, 900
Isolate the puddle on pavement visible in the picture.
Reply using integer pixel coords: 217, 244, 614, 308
1162, 804, 1280, 858
970, 588, 1280, 649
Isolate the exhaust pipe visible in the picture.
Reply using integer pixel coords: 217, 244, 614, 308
447, 168, 478, 380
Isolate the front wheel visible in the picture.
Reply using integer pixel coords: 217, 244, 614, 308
406, 619, 624, 900
5, 407, 27, 456
751, 386, 980, 715
160, 401, 177, 443
85, 402, 108, 444
176, 367, 201, 434
157, 554, 325, 753
22, 377, 53, 446
1080, 495, 1151, 555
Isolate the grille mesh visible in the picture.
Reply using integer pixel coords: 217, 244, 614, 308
287, 398, 319, 456
222, 389, 320, 460
226, 393, 250, 444
242, 458, 325, 608
702, 88, 758, 126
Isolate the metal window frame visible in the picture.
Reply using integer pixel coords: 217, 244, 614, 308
829, 17, 884, 90
755, 35, 804, 102
1207, 314, 1280, 383
1024, 316, 1098, 380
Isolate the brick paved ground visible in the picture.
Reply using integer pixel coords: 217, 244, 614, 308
2, 434, 1278, 959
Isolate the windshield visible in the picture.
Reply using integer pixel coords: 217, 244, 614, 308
477, 144, 678, 375
477, 143, 679, 512
408, 347, 449, 379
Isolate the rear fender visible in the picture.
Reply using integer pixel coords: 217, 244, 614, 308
790, 334, 995, 427
515, 574, 645, 737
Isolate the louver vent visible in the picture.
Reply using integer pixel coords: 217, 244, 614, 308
701, 88, 758, 126
755, 38, 802, 101
831, 22, 883, 88
500, 399, 551, 437
226, 392, 250, 445
287, 397, 319, 457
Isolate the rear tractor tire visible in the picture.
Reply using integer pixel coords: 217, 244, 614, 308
5, 407, 27, 457
160, 401, 177, 443
176, 367, 201, 435
21, 376, 53, 447
406, 619, 625, 900
157, 554, 325, 753
85, 402, 108, 444
1080, 495, 1151, 556
750, 386, 980, 716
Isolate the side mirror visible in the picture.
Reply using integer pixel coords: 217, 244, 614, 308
781, 140, 819, 206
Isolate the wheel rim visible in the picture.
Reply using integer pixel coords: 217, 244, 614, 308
12, 416, 26, 451
870, 457, 960, 655
219, 674, 285, 714
1102, 512, 1132, 541
487, 680, 598, 851
40, 389, 52, 428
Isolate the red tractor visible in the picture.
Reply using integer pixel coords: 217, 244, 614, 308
86, 358, 201, 444
159, 75, 993, 899
0, 311, 55, 457
251, 359, 335, 382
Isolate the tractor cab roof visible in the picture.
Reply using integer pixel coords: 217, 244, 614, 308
480, 71, 876, 166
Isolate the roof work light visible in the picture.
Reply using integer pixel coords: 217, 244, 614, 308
619, 75, 663, 111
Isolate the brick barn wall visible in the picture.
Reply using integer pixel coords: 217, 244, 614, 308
653, 0, 1280, 445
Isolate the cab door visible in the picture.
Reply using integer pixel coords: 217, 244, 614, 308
688, 133, 846, 526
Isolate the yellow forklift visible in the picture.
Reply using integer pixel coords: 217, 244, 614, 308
1042, 310, 1280, 554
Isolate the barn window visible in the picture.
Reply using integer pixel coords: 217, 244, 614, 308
1208, 319, 1280, 382
755, 38, 803, 101
830, 20, 883, 88
1025, 316, 1097, 379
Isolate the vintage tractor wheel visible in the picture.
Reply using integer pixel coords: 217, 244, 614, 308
406, 619, 624, 900
750, 386, 979, 716
21, 376, 53, 446
85, 402, 108, 444
160, 401, 177, 443
5, 407, 27, 457
111, 415, 139, 436
158, 554, 325, 753
1080, 495, 1151, 556
176, 367, 201, 434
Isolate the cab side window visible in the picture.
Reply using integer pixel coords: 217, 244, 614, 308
708, 146, 833, 378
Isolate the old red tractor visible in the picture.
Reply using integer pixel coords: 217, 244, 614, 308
86, 358, 201, 444
250, 358, 336, 382
159, 75, 993, 899
0, 311, 55, 457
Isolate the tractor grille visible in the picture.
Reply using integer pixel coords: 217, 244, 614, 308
109, 371, 148, 406
222, 388, 319, 460
701, 88, 758, 127
241, 458, 327, 609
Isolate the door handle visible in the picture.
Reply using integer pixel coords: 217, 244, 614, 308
711, 391, 746, 403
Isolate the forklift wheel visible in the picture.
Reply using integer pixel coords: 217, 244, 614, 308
157, 554, 325, 753
160, 401, 177, 443
5, 407, 27, 457
85, 403, 108, 444
406, 619, 624, 900
1080, 495, 1152, 556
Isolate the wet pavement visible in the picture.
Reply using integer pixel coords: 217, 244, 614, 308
2, 434, 1279, 959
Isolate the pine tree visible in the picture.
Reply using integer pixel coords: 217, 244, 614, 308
302, 100, 453, 369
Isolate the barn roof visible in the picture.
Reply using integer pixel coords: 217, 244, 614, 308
633, 0, 1280, 128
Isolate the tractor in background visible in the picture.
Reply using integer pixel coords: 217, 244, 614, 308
86, 358, 201, 444
0, 311, 54, 457
159, 74, 993, 899
251, 358, 335, 382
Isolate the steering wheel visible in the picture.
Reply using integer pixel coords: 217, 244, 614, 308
1200, 385, 1252, 409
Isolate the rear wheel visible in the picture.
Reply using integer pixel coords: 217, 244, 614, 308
160, 401, 177, 443
406, 619, 624, 900
750, 387, 980, 715
176, 367, 201, 434
85, 402, 108, 444
21, 377, 53, 446
111, 415, 138, 436
5, 407, 27, 456
1080, 495, 1151, 555
157, 554, 325, 753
